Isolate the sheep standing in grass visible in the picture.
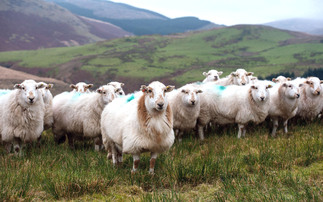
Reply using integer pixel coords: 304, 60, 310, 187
52, 85, 116, 150
39, 82, 54, 130
70, 82, 93, 93
167, 84, 203, 141
197, 81, 272, 139
215, 68, 253, 86
0, 80, 45, 154
101, 81, 175, 174
108, 81, 125, 96
202, 70, 223, 83
268, 82, 300, 136
295, 77, 323, 120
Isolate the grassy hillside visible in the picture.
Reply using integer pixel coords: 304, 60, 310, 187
0, 120, 322, 201
0, 25, 323, 92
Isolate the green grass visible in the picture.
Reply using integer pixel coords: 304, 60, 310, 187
0, 25, 323, 86
0, 121, 322, 201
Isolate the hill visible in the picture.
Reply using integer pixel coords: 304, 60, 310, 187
0, 25, 323, 93
265, 18, 323, 36
0, 66, 70, 95
48, 0, 222, 35
0, 0, 131, 52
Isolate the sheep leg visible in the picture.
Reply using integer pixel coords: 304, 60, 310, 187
271, 118, 279, 137
4, 142, 12, 153
178, 131, 184, 142
197, 125, 205, 140
13, 138, 21, 156
283, 119, 289, 133
237, 124, 245, 138
149, 153, 158, 174
110, 142, 118, 166
94, 137, 102, 151
132, 154, 140, 173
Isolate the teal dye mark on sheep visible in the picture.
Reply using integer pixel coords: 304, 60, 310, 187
71, 92, 82, 101
194, 81, 203, 85
126, 94, 135, 103
0, 90, 11, 97
211, 85, 227, 94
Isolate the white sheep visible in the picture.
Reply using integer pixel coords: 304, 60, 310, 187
167, 84, 203, 141
108, 81, 125, 96
52, 85, 116, 150
268, 81, 300, 136
70, 82, 93, 93
197, 81, 272, 139
202, 70, 223, 83
101, 81, 175, 174
295, 77, 323, 120
215, 68, 253, 86
272, 76, 291, 83
39, 82, 54, 130
0, 80, 45, 154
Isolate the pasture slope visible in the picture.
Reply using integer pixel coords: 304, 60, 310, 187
0, 120, 322, 201
0, 25, 323, 92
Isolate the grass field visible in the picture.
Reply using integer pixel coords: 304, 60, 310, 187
0, 25, 323, 88
0, 120, 322, 201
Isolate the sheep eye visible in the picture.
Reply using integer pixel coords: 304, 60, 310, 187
148, 89, 152, 93
289, 85, 292, 88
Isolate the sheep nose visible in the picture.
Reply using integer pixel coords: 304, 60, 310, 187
29, 97, 34, 102
191, 100, 195, 105
157, 103, 164, 108
214, 76, 218, 80
296, 94, 300, 98
317, 91, 320, 95
260, 96, 265, 101
241, 83, 246, 85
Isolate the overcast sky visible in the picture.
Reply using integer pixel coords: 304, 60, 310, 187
112, 0, 323, 25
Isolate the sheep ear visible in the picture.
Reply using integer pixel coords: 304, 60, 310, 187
320, 80, 323, 84
181, 89, 186, 93
203, 72, 208, 76
282, 83, 288, 87
251, 85, 257, 89
70, 84, 77, 89
121, 83, 125, 87
86, 84, 93, 88
37, 83, 45, 89
287, 77, 291, 81
299, 83, 303, 87
267, 84, 273, 89
96, 88, 103, 94
272, 78, 277, 82
305, 80, 310, 84
166, 85, 175, 92
14, 84, 23, 89
46, 84, 54, 89
140, 85, 148, 92
247, 72, 254, 76
231, 72, 237, 77
218, 71, 223, 76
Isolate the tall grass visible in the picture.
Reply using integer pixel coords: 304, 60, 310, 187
0, 121, 322, 201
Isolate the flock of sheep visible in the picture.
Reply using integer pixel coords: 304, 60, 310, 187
0, 68, 322, 173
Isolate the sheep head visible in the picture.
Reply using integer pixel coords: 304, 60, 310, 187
14, 80, 45, 105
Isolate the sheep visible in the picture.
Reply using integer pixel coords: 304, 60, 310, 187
101, 81, 175, 174
108, 81, 125, 96
70, 82, 93, 93
202, 70, 223, 83
39, 82, 54, 130
295, 77, 323, 120
0, 80, 45, 154
197, 81, 272, 139
268, 81, 300, 136
52, 85, 116, 150
272, 76, 291, 83
215, 68, 253, 86
167, 84, 203, 141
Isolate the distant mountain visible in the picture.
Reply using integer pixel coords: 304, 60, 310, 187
48, 0, 223, 35
0, 0, 131, 51
265, 18, 323, 35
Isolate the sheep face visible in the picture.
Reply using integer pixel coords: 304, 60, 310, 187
304, 77, 322, 96
108, 81, 125, 97
203, 70, 223, 82
14, 80, 45, 105
141, 81, 174, 112
96, 85, 116, 104
180, 86, 203, 107
272, 76, 291, 83
39, 83, 54, 104
250, 82, 272, 102
231, 68, 253, 86
70, 82, 93, 93
282, 82, 300, 99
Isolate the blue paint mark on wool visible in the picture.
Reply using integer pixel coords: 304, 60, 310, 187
0, 90, 11, 97
126, 94, 135, 103
71, 92, 82, 101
